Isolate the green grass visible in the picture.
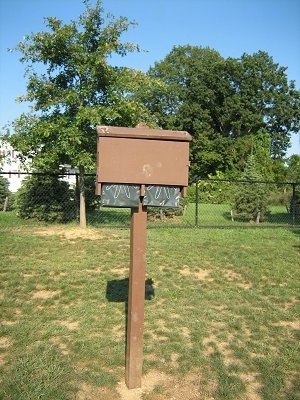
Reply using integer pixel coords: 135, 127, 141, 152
86, 203, 297, 228
0, 214, 299, 399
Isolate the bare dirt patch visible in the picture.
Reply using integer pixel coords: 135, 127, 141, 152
55, 319, 79, 330
202, 330, 263, 399
0, 337, 12, 367
116, 370, 213, 400
272, 320, 300, 330
222, 268, 252, 289
113, 266, 129, 276
32, 289, 61, 299
179, 266, 214, 282
0, 336, 12, 349
76, 381, 119, 400
112, 324, 125, 341
116, 371, 169, 400
33, 226, 106, 241
49, 336, 70, 355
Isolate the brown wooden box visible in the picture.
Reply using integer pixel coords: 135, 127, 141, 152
96, 125, 192, 196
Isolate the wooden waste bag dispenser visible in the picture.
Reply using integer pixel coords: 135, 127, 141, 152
96, 125, 192, 389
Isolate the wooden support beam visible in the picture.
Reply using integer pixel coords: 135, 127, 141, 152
125, 199, 147, 389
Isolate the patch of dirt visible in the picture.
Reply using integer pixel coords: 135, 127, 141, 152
239, 372, 262, 400
113, 266, 129, 276
13, 308, 23, 317
179, 266, 214, 282
272, 320, 300, 330
1, 320, 18, 326
0, 353, 7, 367
49, 271, 67, 281
74, 369, 216, 400
34, 226, 106, 241
112, 324, 125, 341
76, 382, 119, 400
21, 272, 35, 278
222, 268, 252, 289
155, 319, 171, 333
0, 337, 12, 367
170, 352, 180, 369
0, 336, 12, 349
179, 326, 193, 348
116, 371, 169, 400
116, 370, 215, 400
280, 296, 299, 310
32, 289, 61, 299
55, 319, 79, 330
49, 336, 70, 355
150, 331, 169, 342
202, 331, 263, 399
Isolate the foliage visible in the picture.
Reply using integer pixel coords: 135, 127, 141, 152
0, 175, 9, 210
141, 45, 300, 179
81, 174, 101, 211
187, 185, 197, 203
6, 0, 158, 171
285, 154, 300, 182
4, 0, 162, 226
147, 197, 188, 220
15, 174, 76, 222
196, 171, 232, 204
232, 155, 270, 222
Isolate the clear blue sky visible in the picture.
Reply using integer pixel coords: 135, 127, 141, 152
0, 0, 299, 156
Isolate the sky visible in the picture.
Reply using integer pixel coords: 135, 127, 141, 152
0, 0, 299, 156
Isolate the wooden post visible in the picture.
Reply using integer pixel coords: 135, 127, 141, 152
125, 199, 147, 389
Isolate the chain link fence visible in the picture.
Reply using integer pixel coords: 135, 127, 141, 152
1, 172, 299, 228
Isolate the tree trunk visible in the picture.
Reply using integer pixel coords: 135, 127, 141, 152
78, 165, 87, 228
3, 196, 8, 212
256, 211, 261, 223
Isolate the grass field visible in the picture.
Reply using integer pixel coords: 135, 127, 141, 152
0, 214, 299, 399
87, 203, 297, 228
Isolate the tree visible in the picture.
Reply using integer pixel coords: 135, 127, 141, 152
285, 154, 300, 183
5, 0, 158, 227
232, 155, 269, 223
141, 46, 300, 179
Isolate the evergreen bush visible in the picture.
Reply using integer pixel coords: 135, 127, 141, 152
15, 175, 76, 222
232, 155, 270, 223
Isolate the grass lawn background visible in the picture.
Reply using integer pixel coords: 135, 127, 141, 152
0, 214, 299, 399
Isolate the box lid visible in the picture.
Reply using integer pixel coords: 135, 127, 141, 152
96, 125, 192, 142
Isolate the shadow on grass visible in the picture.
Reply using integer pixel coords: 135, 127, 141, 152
222, 210, 299, 226
87, 209, 131, 227
106, 278, 155, 302
106, 278, 155, 370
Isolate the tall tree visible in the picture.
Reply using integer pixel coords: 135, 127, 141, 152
141, 46, 300, 179
5, 0, 157, 227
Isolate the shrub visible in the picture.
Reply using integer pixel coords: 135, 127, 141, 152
232, 155, 270, 223
15, 174, 76, 222
187, 185, 197, 203
290, 187, 300, 217
147, 197, 188, 221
